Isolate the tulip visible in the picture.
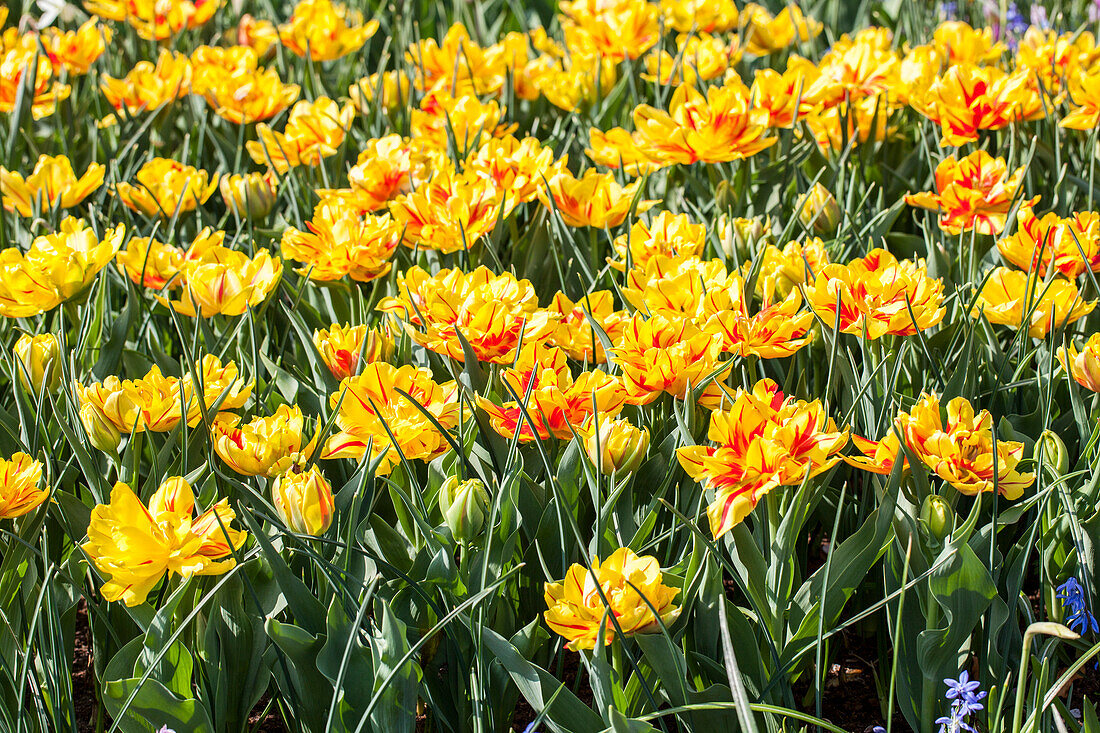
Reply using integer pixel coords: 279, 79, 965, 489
919, 495, 955, 544
220, 172, 278, 219
0, 155, 105, 216
13, 333, 61, 394
438, 476, 490, 543
312, 323, 394, 381
272, 465, 335, 536
797, 183, 841, 235
211, 405, 314, 477
584, 417, 649, 475
0, 452, 49, 520
544, 547, 680, 650
78, 402, 121, 453
1036, 430, 1069, 476
631, 83, 776, 166
83, 479, 247, 606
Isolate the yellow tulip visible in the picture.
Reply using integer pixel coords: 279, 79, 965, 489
83, 478, 247, 606
544, 547, 680, 650
211, 405, 315, 477
0, 453, 49, 520
13, 333, 61, 394
272, 465, 335, 536
0, 155, 105, 216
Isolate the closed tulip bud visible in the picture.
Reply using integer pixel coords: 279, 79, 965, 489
1036, 429, 1069, 476
585, 417, 649, 475
438, 476, 490, 544
272, 465, 335, 536
797, 183, 841, 235
13, 333, 61, 393
718, 214, 774, 259
79, 402, 121, 453
919, 494, 954, 543
220, 172, 277, 219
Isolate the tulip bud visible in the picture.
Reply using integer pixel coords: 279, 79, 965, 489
796, 183, 841, 235
438, 476, 490, 544
919, 494, 954, 543
14, 333, 61, 394
272, 465, 335, 536
714, 180, 736, 212
718, 214, 773, 260
220, 172, 277, 219
585, 417, 649, 475
1036, 429, 1069, 476
79, 402, 121, 453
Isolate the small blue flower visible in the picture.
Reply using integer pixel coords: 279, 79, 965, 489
1057, 577, 1099, 635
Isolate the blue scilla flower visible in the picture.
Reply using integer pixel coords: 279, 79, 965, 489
1057, 577, 1099, 635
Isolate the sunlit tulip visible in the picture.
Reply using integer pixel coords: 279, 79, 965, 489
282, 203, 400, 282
932, 21, 1005, 65
39, 19, 111, 75
220, 172, 278, 219
201, 67, 300, 125
581, 416, 649, 475
349, 71, 411, 114
79, 402, 121, 453
312, 323, 394, 381
677, 378, 847, 538
611, 313, 729, 407
538, 168, 657, 229
844, 431, 907, 475
476, 344, 626, 442
322, 363, 460, 475
0, 45, 71, 117
796, 183, 841, 235
86, 0, 220, 41
0, 155, 104, 216
13, 333, 61, 394
389, 171, 507, 254
904, 151, 1032, 236
546, 291, 630, 363
660, 0, 738, 32
331, 135, 414, 212
1062, 68, 1100, 131
278, 0, 379, 61
586, 127, 661, 176
409, 91, 515, 152
158, 246, 282, 318
211, 405, 314, 477
560, 0, 660, 61
74, 365, 188, 434
631, 82, 776, 166
740, 3, 822, 55
544, 547, 680, 650
465, 135, 561, 206
185, 354, 253, 420
750, 237, 829, 302
805, 249, 945, 339
971, 267, 1094, 338
83, 478, 247, 606
438, 476, 490, 543
996, 205, 1100, 278
0, 453, 48, 520
272, 465, 335, 536
100, 51, 191, 115
247, 98, 354, 173
378, 266, 558, 365
909, 63, 1044, 147
1058, 334, 1100, 393
115, 158, 218, 218
610, 212, 706, 272
896, 393, 1034, 500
